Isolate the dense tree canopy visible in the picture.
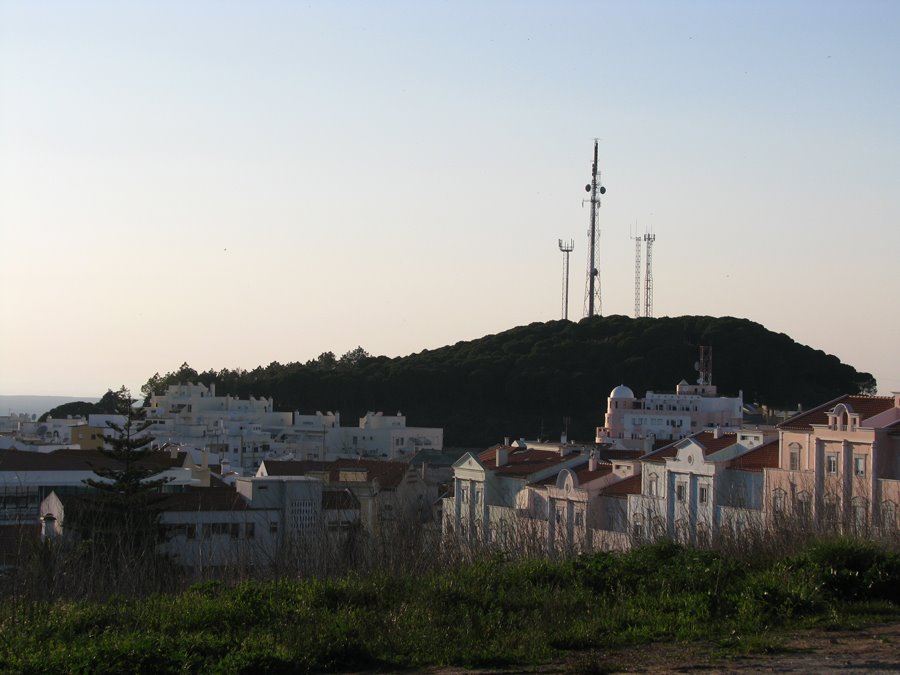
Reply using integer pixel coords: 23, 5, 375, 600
135, 316, 876, 447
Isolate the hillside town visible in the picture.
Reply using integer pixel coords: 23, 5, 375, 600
2, 373, 898, 577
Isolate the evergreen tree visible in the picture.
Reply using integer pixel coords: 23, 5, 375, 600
76, 387, 172, 581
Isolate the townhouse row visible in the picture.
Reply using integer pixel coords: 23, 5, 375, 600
443, 388, 900, 552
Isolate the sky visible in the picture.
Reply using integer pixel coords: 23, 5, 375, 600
1, 0, 898, 399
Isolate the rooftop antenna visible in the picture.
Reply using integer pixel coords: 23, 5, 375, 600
643, 230, 656, 318
558, 238, 574, 320
582, 140, 606, 317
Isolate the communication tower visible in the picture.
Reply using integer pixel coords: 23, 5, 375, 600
643, 231, 656, 318
633, 234, 642, 318
695, 345, 713, 385
582, 140, 606, 317
558, 239, 575, 320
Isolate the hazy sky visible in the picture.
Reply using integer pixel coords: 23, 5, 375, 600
2, 1, 898, 399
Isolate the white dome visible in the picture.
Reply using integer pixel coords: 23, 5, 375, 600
609, 384, 635, 399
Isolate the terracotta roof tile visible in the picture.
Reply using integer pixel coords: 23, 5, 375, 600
322, 489, 359, 510
0, 448, 186, 473
727, 440, 779, 472
477, 445, 585, 477
263, 458, 409, 489
778, 395, 896, 431
599, 474, 642, 497
640, 431, 738, 463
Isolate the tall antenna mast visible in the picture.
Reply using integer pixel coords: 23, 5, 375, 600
633, 233, 642, 318
582, 140, 606, 317
558, 238, 574, 320
696, 345, 712, 385
643, 231, 656, 318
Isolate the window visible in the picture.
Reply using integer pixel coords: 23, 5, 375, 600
699, 486, 709, 504
824, 495, 839, 527
882, 501, 897, 529
796, 492, 811, 521
246, 522, 255, 539
789, 443, 801, 471
676, 483, 687, 502
269, 521, 279, 534
575, 511, 584, 527
773, 488, 786, 516
854, 456, 866, 477
230, 523, 240, 539
826, 453, 838, 475
648, 474, 659, 497
852, 497, 868, 532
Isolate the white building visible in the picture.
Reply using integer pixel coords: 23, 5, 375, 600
597, 381, 743, 450
137, 383, 443, 472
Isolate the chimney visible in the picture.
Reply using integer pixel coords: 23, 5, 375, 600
503, 436, 509, 446
496, 447, 508, 467
169, 444, 179, 460
559, 445, 572, 457
713, 426, 721, 439
588, 452, 597, 472
220, 458, 231, 475
201, 447, 209, 470
560, 431, 567, 445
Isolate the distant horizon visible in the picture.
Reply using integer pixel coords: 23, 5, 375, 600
2, 2, 898, 399
3, 313, 898, 401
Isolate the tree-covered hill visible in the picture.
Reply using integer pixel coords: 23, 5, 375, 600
137, 316, 875, 447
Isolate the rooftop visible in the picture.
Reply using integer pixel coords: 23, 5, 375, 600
477, 445, 585, 477
778, 395, 896, 431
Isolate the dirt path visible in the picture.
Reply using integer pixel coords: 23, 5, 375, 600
433, 622, 900, 674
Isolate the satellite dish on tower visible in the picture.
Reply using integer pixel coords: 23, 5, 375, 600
585, 184, 591, 192
599, 186, 606, 194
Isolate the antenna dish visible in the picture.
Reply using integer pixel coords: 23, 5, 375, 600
599, 186, 606, 194
585, 184, 591, 192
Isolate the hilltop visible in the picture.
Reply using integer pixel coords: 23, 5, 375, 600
127, 315, 874, 447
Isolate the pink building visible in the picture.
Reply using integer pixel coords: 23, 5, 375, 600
765, 393, 900, 532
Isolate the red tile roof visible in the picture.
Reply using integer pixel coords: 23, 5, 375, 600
477, 445, 585, 477
599, 474, 642, 497
322, 489, 359, 510
54, 488, 250, 512
727, 439, 779, 472
262, 458, 409, 489
778, 395, 896, 431
0, 448, 186, 472
641, 431, 737, 463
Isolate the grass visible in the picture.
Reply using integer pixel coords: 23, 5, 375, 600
1, 538, 899, 674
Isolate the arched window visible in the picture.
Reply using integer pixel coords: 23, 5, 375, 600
648, 473, 659, 497
795, 491, 811, 521
788, 443, 801, 471
851, 496, 868, 533
772, 488, 787, 517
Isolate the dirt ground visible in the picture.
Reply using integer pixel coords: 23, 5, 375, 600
433, 622, 900, 674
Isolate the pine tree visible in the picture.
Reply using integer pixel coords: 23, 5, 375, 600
77, 387, 172, 582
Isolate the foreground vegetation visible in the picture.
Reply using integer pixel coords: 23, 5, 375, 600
2, 537, 899, 674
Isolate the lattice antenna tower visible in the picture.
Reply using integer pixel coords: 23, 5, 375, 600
695, 345, 713, 385
582, 140, 606, 317
643, 231, 656, 318
633, 232, 642, 318
558, 239, 575, 320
